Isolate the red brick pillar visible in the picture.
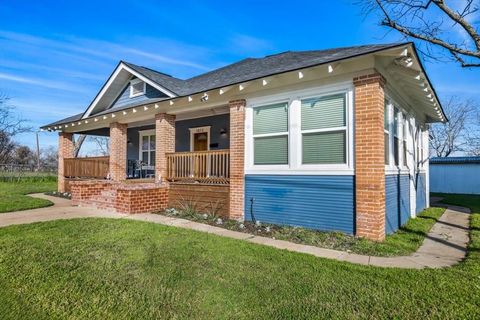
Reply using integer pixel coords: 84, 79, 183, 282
58, 132, 74, 192
109, 122, 128, 181
155, 113, 176, 183
229, 99, 246, 220
354, 72, 386, 241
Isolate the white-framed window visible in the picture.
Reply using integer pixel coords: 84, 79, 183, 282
402, 113, 408, 168
300, 93, 347, 165
130, 78, 146, 98
139, 129, 156, 167
245, 83, 354, 174
384, 100, 390, 165
252, 102, 289, 165
393, 107, 401, 166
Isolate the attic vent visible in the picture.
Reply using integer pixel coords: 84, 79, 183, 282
130, 79, 146, 98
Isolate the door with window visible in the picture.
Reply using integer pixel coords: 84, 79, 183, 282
139, 130, 156, 177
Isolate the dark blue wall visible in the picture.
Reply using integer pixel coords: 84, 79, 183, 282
175, 114, 230, 152
416, 173, 426, 214
111, 83, 167, 110
244, 175, 355, 234
385, 174, 411, 234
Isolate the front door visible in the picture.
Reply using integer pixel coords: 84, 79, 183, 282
193, 132, 208, 151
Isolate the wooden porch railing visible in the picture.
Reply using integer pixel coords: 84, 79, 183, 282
166, 150, 230, 184
64, 156, 110, 179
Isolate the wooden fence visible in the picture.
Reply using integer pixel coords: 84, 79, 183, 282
64, 156, 110, 179
166, 150, 230, 184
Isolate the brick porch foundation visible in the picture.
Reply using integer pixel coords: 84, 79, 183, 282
70, 180, 168, 214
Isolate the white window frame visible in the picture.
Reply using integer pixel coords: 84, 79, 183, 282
138, 129, 156, 167
129, 78, 146, 98
245, 82, 354, 175
189, 126, 211, 151
385, 96, 412, 175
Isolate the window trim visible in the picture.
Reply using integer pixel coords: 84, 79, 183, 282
299, 92, 348, 166
138, 129, 156, 167
251, 99, 290, 168
385, 96, 414, 175
245, 82, 354, 175
129, 78, 146, 98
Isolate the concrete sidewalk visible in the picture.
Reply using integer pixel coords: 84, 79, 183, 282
0, 193, 471, 269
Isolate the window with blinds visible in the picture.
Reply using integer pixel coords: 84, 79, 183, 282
253, 102, 288, 165
301, 93, 346, 164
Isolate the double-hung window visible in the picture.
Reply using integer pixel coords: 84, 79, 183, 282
252, 102, 289, 165
384, 100, 390, 165
403, 113, 408, 168
393, 107, 400, 166
139, 130, 156, 167
301, 93, 347, 164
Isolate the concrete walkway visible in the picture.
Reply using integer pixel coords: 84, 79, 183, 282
0, 194, 471, 269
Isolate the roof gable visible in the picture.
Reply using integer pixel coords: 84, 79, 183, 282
82, 62, 178, 118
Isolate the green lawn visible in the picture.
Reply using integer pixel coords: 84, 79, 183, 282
0, 178, 57, 213
0, 195, 478, 319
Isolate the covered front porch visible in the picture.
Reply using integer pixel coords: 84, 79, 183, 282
58, 104, 244, 217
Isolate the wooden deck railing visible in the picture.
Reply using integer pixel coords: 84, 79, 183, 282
64, 156, 110, 179
166, 150, 230, 184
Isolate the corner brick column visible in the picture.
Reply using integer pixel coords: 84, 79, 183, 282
354, 72, 387, 241
58, 132, 74, 192
229, 99, 246, 220
109, 122, 128, 181
155, 113, 176, 183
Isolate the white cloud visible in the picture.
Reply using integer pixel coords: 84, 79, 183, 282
0, 72, 88, 93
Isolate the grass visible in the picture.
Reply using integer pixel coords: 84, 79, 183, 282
0, 178, 57, 213
159, 206, 446, 256
0, 195, 478, 319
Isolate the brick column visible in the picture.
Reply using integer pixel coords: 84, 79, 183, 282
58, 132, 74, 192
109, 122, 128, 181
155, 113, 176, 183
229, 99, 246, 220
354, 72, 386, 241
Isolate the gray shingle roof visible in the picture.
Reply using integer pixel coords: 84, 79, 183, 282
42, 42, 408, 129
125, 43, 405, 97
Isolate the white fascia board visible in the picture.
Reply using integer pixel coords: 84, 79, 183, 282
82, 63, 177, 119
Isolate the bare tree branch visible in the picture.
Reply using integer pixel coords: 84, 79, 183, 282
368, 0, 480, 67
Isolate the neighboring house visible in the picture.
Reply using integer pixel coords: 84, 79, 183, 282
430, 157, 480, 195
41, 42, 445, 241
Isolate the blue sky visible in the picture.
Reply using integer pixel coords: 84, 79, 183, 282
1, 0, 479, 151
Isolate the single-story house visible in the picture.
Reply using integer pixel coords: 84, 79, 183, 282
41, 42, 445, 241
430, 156, 480, 195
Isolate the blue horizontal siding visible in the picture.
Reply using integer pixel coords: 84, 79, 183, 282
244, 175, 354, 234
385, 174, 410, 234
416, 173, 426, 214
110, 82, 167, 109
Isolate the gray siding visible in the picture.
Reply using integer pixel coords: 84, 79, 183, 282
385, 174, 410, 234
244, 175, 355, 234
175, 114, 230, 152
111, 83, 167, 110
430, 163, 480, 195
